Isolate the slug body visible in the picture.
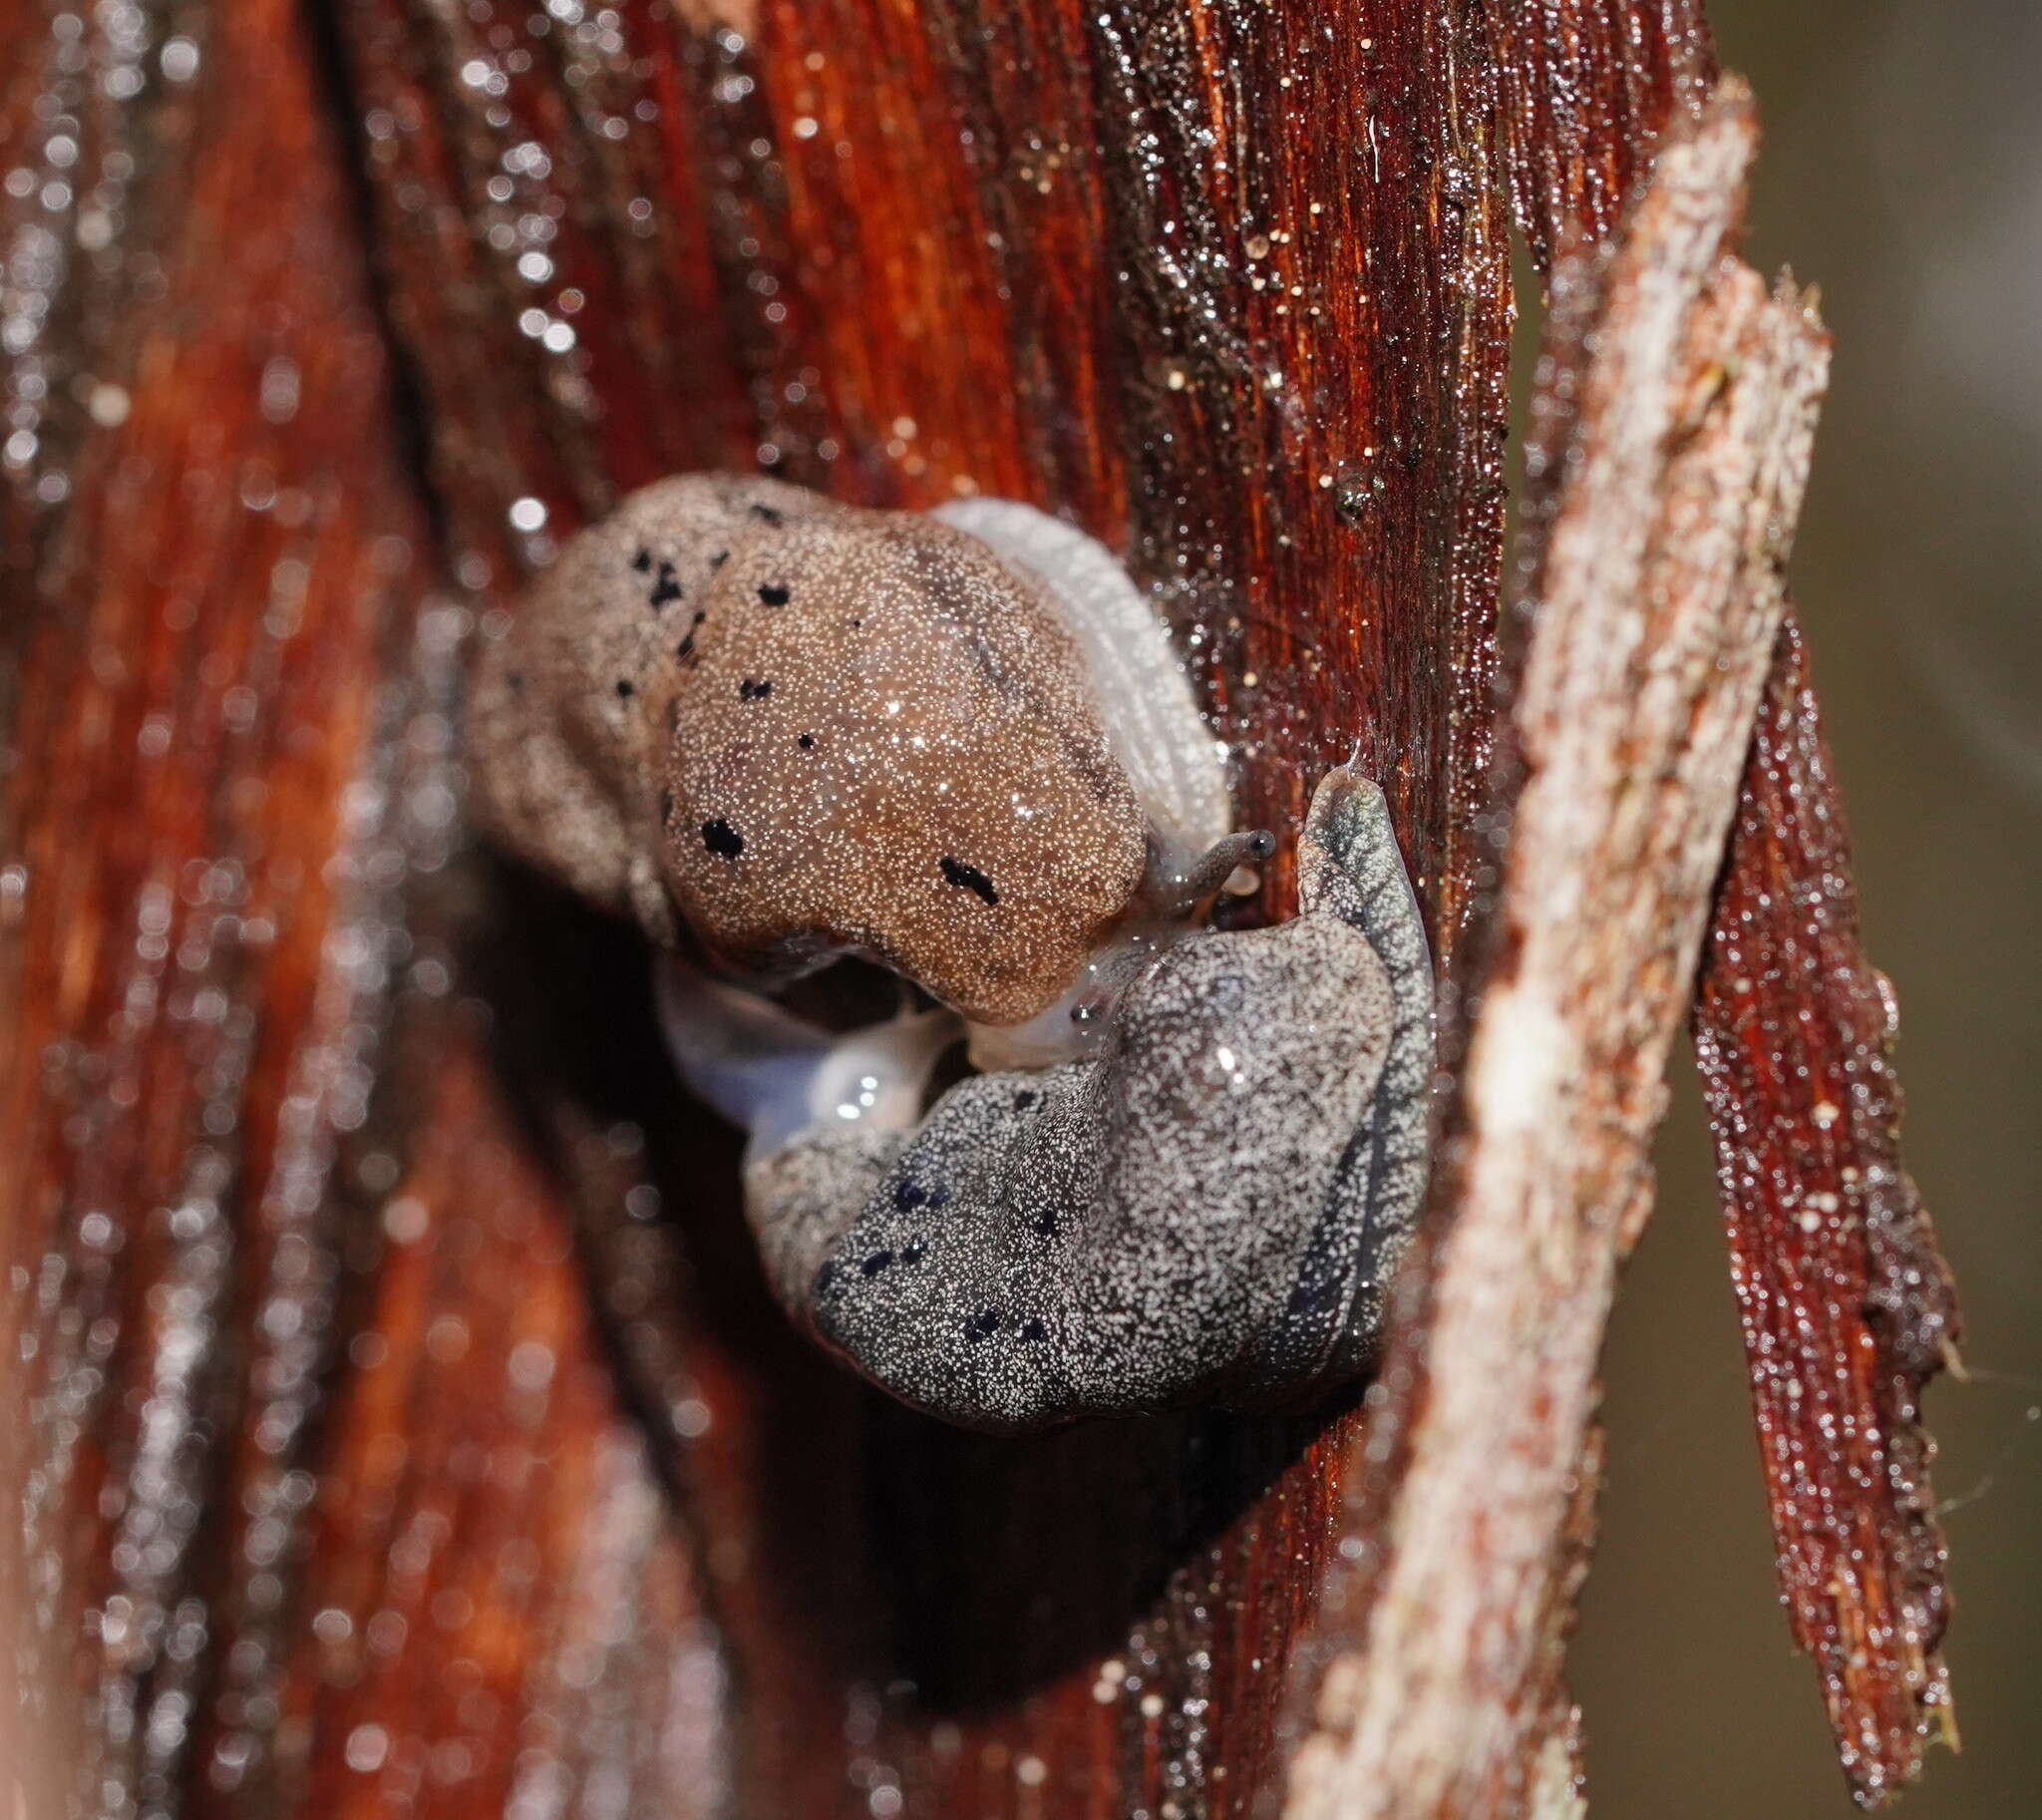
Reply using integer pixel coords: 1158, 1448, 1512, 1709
470, 474, 1434, 1432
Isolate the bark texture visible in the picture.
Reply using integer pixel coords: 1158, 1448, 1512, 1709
1488, 4, 1958, 1803
1280, 81, 1832, 1819
0, 6, 447, 1815
1693, 620, 1960, 1803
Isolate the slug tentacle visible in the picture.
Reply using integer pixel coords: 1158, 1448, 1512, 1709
1141, 826, 1275, 918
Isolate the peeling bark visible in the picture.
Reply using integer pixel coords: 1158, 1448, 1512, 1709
1279, 82, 1832, 1819
1693, 620, 1959, 1805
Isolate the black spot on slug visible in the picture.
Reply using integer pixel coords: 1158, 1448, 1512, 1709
798, 733, 815, 749
859, 1251, 894, 1277
927, 1183, 951, 1210
710, 549, 729, 569
901, 1240, 926, 1264
1032, 1211, 1057, 1237
614, 678, 635, 698
757, 582, 790, 606
894, 1180, 926, 1211
1014, 1089, 1038, 1110
739, 678, 773, 700
701, 819, 744, 859
750, 503, 784, 526
507, 670, 524, 694
962, 1310, 999, 1343
940, 856, 998, 905
659, 789, 674, 827
1021, 1317, 1047, 1342
649, 560, 682, 607
815, 1261, 841, 1297
631, 546, 653, 573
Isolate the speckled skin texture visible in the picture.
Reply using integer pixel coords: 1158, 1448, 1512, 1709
469, 476, 1434, 1431
749, 766, 1433, 1430
469, 474, 1148, 1024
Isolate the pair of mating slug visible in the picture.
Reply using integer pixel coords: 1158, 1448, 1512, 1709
469, 475, 1433, 1433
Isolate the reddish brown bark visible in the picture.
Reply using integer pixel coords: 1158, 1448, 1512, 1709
1490, 8, 1957, 1802
9, 1, 1513, 1812
1278, 86, 1833, 1818
0, 0, 1956, 1815
324, 4, 1515, 1811
1693, 618, 1959, 1805
1487, 0, 1718, 271
0, 4, 446, 1812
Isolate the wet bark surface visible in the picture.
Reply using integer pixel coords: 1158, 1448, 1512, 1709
0, 0, 1953, 1814
1281, 83, 1837, 1818
1693, 618, 1960, 1806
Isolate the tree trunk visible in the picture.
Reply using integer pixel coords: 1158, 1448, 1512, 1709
1, 2, 1954, 1816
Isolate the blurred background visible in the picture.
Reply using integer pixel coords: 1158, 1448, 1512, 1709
1574, 2, 2041, 1813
